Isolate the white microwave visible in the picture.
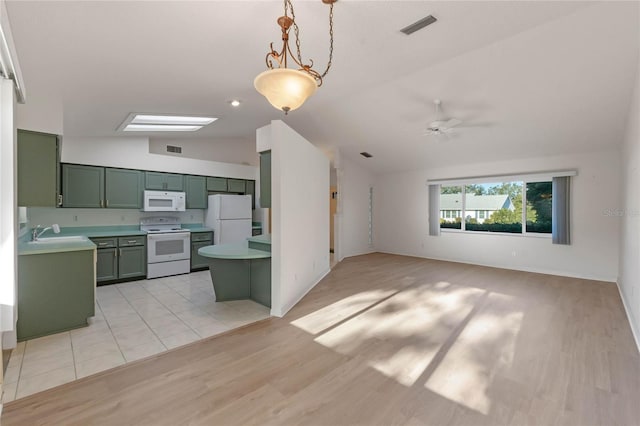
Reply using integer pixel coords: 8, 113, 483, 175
143, 190, 186, 212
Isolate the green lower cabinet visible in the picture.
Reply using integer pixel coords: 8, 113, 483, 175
185, 175, 207, 209
191, 231, 213, 270
118, 246, 146, 279
96, 248, 118, 282
92, 236, 146, 283
191, 241, 212, 270
17, 249, 95, 341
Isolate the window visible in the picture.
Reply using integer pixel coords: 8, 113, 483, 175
439, 186, 462, 229
439, 180, 552, 234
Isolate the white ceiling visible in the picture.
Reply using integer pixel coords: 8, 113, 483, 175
6, 1, 640, 173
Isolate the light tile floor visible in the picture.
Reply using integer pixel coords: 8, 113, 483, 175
3, 271, 270, 402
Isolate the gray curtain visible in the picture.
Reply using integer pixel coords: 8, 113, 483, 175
428, 184, 440, 236
552, 176, 570, 245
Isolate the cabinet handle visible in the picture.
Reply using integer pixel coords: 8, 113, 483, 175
119, 248, 122, 256
98, 242, 107, 246
100, 200, 104, 208
128, 240, 137, 244
106, 199, 109, 207
113, 250, 116, 258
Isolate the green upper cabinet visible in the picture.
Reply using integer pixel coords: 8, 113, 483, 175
145, 172, 184, 191
246, 180, 256, 209
17, 129, 60, 207
62, 164, 105, 208
260, 151, 271, 208
207, 177, 228, 192
227, 179, 246, 194
105, 168, 144, 209
185, 175, 207, 209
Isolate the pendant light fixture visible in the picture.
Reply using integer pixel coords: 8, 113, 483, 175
254, 0, 336, 114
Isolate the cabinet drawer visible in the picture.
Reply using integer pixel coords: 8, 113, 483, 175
191, 232, 213, 243
118, 236, 146, 247
91, 237, 117, 249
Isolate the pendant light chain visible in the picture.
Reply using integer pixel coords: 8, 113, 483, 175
287, 0, 334, 78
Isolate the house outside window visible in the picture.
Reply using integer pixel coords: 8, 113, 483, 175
439, 181, 552, 234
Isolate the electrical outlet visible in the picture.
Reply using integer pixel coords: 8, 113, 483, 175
190, 214, 194, 220
121, 216, 125, 222
511, 251, 517, 257
73, 215, 78, 222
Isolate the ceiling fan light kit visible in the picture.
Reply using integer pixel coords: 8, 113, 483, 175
424, 99, 463, 138
254, 0, 336, 114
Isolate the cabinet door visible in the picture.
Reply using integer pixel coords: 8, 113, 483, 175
259, 151, 271, 208
105, 168, 144, 209
227, 179, 246, 194
185, 175, 207, 209
191, 241, 212, 270
145, 172, 184, 191
17, 129, 59, 207
245, 180, 256, 209
207, 177, 228, 192
145, 172, 167, 190
62, 164, 105, 208
118, 246, 146, 279
96, 248, 118, 282
164, 173, 184, 191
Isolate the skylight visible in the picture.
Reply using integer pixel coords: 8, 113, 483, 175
119, 113, 218, 132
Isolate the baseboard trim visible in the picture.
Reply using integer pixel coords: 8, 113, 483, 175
272, 268, 331, 318
616, 280, 640, 354
377, 250, 617, 283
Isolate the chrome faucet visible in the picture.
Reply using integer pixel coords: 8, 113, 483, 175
32, 224, 60, 241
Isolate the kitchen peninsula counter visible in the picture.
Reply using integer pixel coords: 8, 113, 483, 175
198, 241, 271, 308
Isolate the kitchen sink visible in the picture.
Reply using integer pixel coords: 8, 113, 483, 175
28, 236, 88, 244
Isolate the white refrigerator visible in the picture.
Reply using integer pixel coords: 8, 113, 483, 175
205, 194, 252, 245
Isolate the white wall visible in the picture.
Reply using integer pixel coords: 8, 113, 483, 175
339, 156, 375, 259
618, 52, 640, 349
0, 78, 17, 350
149, 137, 259, 167
263, 120, 330, 317
375, 150, 621, 282
62, 136, 258, 181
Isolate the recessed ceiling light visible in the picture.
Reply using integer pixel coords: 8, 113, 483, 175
124, 124, 202, 132
229, 100, 241, 107
118, 113, 218, 132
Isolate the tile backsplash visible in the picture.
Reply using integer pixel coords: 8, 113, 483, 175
27, 207, 205, 228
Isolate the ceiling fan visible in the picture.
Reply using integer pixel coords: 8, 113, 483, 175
424, 99, 462, 139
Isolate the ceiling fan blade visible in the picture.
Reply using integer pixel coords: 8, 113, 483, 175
444, 118, 462, 128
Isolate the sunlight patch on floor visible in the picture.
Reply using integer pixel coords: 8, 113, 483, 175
424, 293, 524, 415
290, 289, 397, 335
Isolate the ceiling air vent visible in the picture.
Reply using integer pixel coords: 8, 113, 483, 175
360, 152, 373, 158
166, 145, 182, 154
400, 14, 437, 35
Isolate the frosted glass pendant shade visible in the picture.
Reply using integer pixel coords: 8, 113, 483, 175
254, 68, 317, 113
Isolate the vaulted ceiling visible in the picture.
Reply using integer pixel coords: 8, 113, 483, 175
6, 1, 640, 173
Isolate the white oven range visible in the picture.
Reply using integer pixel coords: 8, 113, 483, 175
141, 217, 191, 279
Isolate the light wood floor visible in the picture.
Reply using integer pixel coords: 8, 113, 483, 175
3, 253, 639, 425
